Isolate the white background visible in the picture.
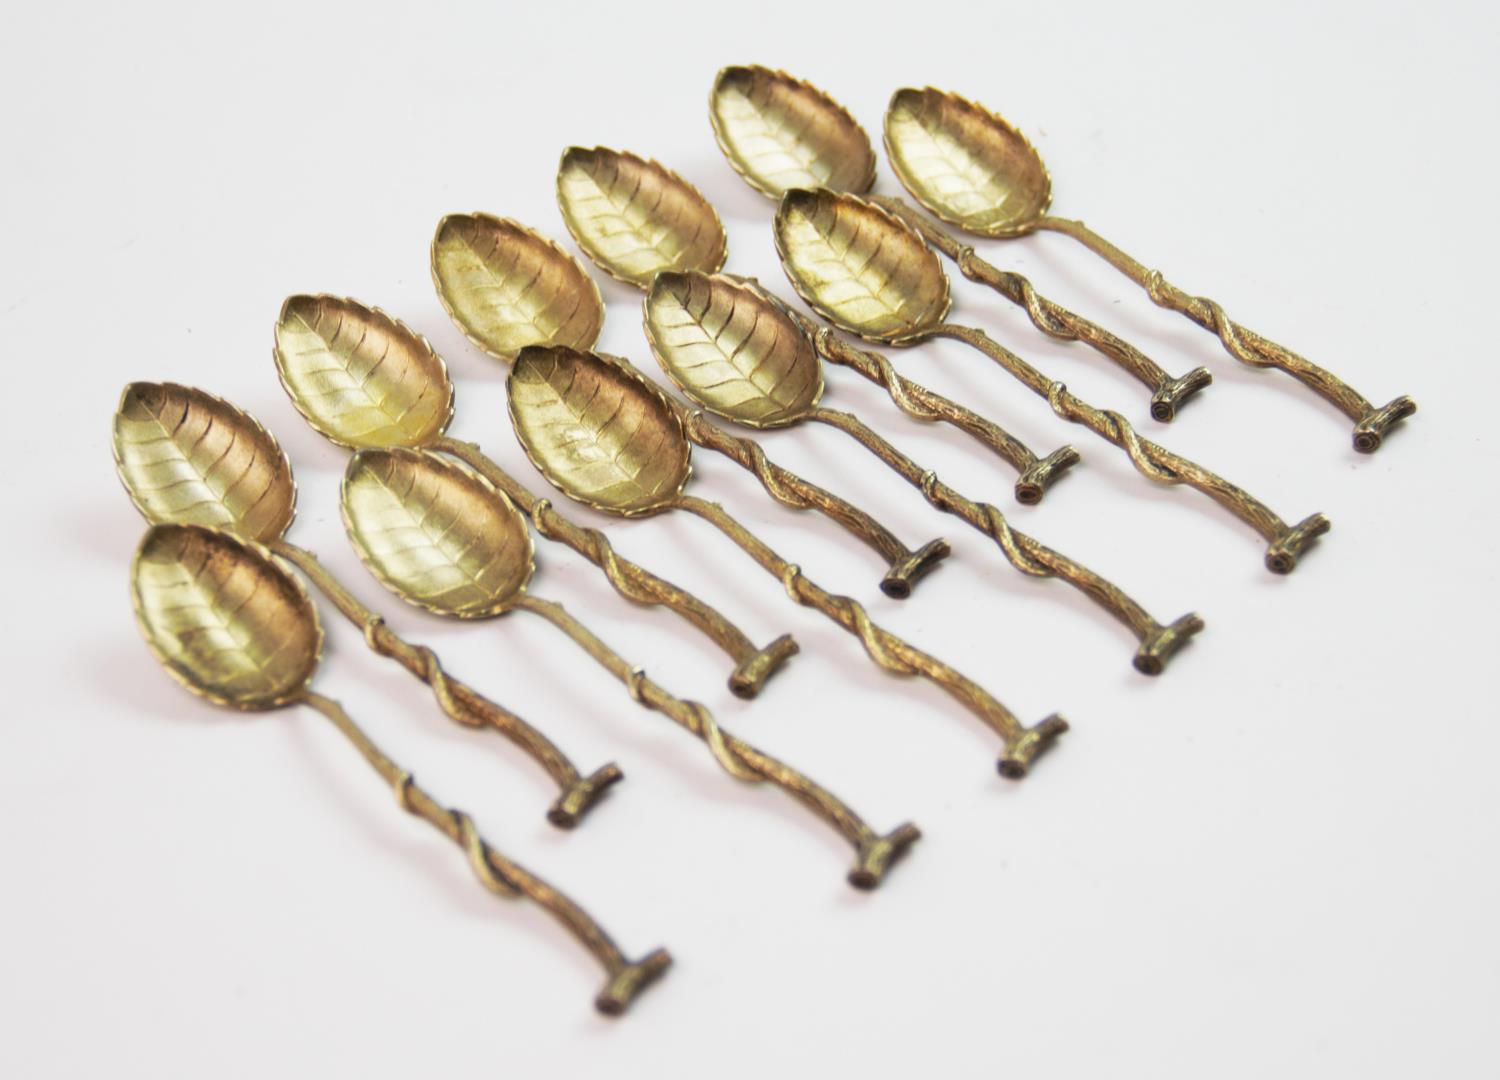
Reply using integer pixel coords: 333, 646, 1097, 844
3, 1, 1496, 1076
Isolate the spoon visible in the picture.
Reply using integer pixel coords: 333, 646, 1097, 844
552, 147, 1078, 504
273, 294, 797, 699
510, 343, 1071, 773
131, 522, 670, 1015
776, 188, 1333, 574
434, 209, 950, 593
708, 65, 1212, 422
113, 381, 618, 827
644, 267, 1209, 660
429, 207, 1077, 761
884, 86, 1417, 451
341, 446, 920, 888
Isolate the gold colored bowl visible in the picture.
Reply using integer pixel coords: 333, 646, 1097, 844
556, 146, 726, 288
709, 65, 875, 197
884, 86, 1052, 238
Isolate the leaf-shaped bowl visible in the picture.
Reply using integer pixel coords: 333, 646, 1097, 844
132, 524, 322, 710
556, 147, 727, 289
774, 188, 951, 344
274, 295, 455, 450
643, 270, 822, 429
342, 448, 535, 619
709, 65, 875, 198
508, 345, 692, 517
114, 382, 297, 543
884, 87, 1053, 238
432, 213, 606, 363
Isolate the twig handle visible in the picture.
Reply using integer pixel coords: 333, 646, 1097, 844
1038, 386, 1332, 573
669, 494, 1069, 776
675, 409, 950, 597
271, 540, 620, 827
808, 408, 1203, 674
932, 324, 1331, 573
432, 436, 796, 698
299, 691, 669, 1015
1034, 216, 1417, 450
801, 317, 1079, 504
511, 595, 918, 889
871, 195, 1212, 421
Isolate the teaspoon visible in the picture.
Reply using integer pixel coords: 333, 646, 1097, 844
509, 343, 1072, 774
113, 381, 619, 826
554, 146, 1078, 502
341, 447, 920, 889
708, 65, 1211, 421
273, 294, 797, 699
131, 522, 670, 1014
775, 188, 1332, 574
883, 86, 1416, 451
434, 209, 950, 595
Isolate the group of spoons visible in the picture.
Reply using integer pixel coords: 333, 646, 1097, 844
114, 67, 1415, 1017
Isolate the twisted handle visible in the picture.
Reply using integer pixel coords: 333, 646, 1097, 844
872, 196, 1212, 421
669, 494, 1069, 776
803, 319, 1079, 504
808, 408, 1204, 674
1039, 385, 1332, 573
299, 691, 670, 1015
675, 409, 950, 598
511, 594, 918, 888
432, 436, 796, 698
1034, 216, 1417, 450
271, 541, 620, 827
931, 325, 1331, 573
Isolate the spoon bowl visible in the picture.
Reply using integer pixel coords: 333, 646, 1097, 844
275, 294, 454, 450
709, 65, 875, 198
133, 524, 321, 710
557, 147, 726, 288
643, 271, 823, 429
884, 87, 1052, 238
509, 345, 693, 517
433, 212, 605, 363
343, 449, 537, 618
114, 382, 297, 544
774, 187, 949, 344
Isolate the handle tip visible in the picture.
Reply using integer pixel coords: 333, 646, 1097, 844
728, 633, 800, 700
997, 713, 1070, 779
547, 763, 625, 829
1133, 613, 1205, 675
1015, 445, 1082, 505
880, 538, 951, 599
1149, 366, 1214, 422
594, 948, 673, 1017
848, 823, 923, 890
1353, 396, 1416, 453
1265, 513, 1332, 574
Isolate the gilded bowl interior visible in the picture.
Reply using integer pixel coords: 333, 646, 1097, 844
556, 147, 727, 289
114, 382, 296, 544
884, 87, 1052, 238
774, 188, 950, 343
132, 524, 321, 710
709, 65, 875, 198
432, 213, 605, 362
508, 345, 692, 517
644, 270, 822, 429
275, 295, 454, 449
341, 447, 535, 619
